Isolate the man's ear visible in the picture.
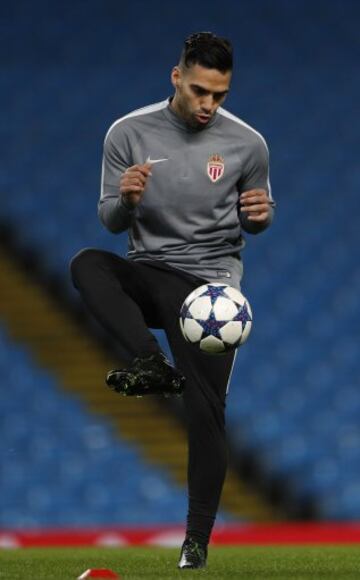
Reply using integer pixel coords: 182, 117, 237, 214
171, 66, 181, 90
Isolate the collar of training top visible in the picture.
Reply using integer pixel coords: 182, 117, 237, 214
163, 97, 218, 133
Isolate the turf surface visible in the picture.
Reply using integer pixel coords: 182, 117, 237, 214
1, 546, 360, 579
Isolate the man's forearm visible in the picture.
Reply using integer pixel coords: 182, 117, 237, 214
98, 196, 135, 233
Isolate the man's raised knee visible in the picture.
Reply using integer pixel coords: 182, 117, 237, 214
69, 248, 104, 287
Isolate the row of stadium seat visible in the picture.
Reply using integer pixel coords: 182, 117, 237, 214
0, 326, 191, 527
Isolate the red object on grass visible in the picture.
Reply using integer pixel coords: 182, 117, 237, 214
78, 569, 119, 579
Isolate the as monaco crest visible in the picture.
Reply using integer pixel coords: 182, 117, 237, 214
207, 154, 224, 183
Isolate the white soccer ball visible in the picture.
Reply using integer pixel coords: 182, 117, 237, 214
179, 283, 252, 354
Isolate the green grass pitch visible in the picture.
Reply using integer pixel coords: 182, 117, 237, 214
1, 546, 360, 579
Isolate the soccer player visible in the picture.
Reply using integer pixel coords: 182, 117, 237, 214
70, 32, 274, 569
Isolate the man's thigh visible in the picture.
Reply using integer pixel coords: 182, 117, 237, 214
95, 253, 161, 327
135, 260, 205, 327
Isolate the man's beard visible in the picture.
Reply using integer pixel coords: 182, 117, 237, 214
177, 98, 209, 130
188, 115, 206, 130
186, 108, 211, 131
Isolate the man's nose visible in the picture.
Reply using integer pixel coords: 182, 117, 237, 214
200, 95, 214, 112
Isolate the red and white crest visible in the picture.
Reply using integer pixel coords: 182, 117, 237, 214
207, 154, 224, 183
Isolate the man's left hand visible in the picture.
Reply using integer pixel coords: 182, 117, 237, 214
240, 189, 272, 222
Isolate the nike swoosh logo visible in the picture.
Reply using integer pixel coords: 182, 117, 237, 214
146, 156, 169, 164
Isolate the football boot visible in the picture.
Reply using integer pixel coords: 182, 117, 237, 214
178, 537, 208, 569
106, 352, 185, 397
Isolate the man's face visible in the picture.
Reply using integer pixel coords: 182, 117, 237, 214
171, 63, 231, 130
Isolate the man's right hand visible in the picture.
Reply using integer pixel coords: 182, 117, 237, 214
120, 163, 152, 209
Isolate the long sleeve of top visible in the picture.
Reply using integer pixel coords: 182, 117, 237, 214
237, 135, 275, 234
98, 130, 136, 233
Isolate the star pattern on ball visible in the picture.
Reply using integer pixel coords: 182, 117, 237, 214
234, 302, 252, 329
199, 285, 229, 305
196, 309, 229, 339
180, 302, 193, 319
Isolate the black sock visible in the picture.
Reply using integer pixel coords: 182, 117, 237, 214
186, 514, 212, 546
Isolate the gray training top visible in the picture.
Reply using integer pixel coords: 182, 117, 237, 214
99, 98, 274, 288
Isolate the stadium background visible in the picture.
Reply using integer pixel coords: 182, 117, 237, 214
0, 0, 359, 546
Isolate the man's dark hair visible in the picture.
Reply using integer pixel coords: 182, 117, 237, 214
180, 32, 233, 73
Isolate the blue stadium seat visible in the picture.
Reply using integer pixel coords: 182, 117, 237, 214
0, 325, 192, 527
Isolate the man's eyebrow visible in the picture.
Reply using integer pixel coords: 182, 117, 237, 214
190, 84, 229, 95
214, 89, 229, 95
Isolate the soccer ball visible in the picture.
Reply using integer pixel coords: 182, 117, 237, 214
179, 283, 252, 354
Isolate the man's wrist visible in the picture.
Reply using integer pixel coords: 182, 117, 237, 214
240, 205, 274, 234
121, 194, 135, 211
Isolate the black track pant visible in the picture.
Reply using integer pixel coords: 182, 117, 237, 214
70, 248, 236, 544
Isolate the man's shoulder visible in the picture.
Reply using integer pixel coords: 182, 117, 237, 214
217, 107, 268, 149
105, 99, 168, 142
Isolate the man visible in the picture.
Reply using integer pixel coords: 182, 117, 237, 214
70, 32, 274, 569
